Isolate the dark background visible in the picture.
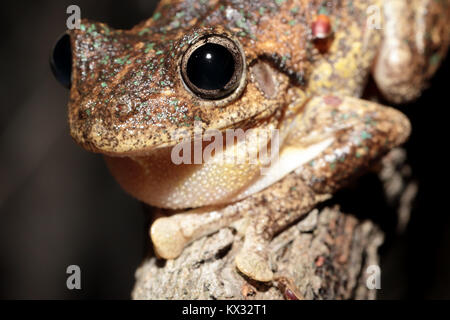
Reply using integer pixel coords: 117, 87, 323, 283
0, 1, 449, 300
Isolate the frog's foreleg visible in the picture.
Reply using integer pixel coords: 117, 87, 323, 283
235, 94, 411, 282
150, 203, 248, 260
235, 176, 328, 282
374, 0, 450, 103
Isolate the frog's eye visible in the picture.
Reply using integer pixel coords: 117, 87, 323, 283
50, 34, 72, 89
181, 35, 245, 100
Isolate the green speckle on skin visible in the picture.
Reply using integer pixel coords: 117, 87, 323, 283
155, 50, 164, 55
176, 11, 185, 18
138, 28, 150, 36
101, 25, 110, 35
365, 116, 376, 126
172, 20, 181, 28
275, 0, 286, 6
114, 55, 130, 65
157, 113, 164, 119
85, 109, 91, 117
80, 24, 86, 31
100, 55, 109, 65
361, 131, 372, 140
318, 7, 329, 15
290, 7, 299, 14
87, 24, 97, 34
194, 115, 202, 121
330, 162, 336, 170
153, 12, 162, 21
101, 82, 108, 88
144, 43, 155, 53
288, 20, 296, 26
430, 53, 441, 66
236, 18, 248, 30
347, 1, 354, 13
259, 7, 266, 15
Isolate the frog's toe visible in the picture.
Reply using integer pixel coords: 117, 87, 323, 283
150, 217, 188, 260
235, 249, 274, 282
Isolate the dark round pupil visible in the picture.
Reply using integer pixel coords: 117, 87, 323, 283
50, 34, 72, 89
186, 43, 235, 91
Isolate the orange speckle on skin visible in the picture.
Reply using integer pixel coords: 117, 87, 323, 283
312, 14, 332, 39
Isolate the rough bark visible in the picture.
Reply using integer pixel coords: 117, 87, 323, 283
132, 149, 415, 300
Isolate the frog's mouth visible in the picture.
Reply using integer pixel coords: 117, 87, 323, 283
73, 106, 279, 158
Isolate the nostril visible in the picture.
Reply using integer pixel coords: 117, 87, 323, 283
50, 33, 72, 89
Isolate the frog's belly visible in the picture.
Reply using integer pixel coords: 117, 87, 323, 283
105, 145, 262, 210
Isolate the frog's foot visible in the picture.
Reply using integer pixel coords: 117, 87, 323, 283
151, 203, 248, 259
234, 181, 326, 282
235, 229, 273, 282
151, 216, 189, 259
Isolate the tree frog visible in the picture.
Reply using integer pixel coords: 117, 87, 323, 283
51, 0, 449, 283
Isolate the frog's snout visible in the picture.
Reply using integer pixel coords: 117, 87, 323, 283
50, 33, 72, 89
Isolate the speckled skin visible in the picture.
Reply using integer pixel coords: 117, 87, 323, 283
66, 0, 449, 283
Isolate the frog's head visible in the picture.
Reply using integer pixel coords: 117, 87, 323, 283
51, 2, 312, 157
